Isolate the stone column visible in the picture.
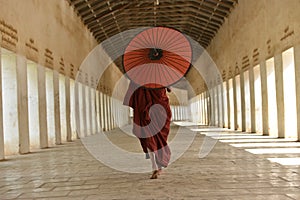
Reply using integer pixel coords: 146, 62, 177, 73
260, 61, 269, 136
205, 91, 210, 125
95, 90, 100, 133
0, 48, 4, 159
274, 54, 285, 138
93, 89, 97, 134
100, 92, 104, 131
37, 65, 48, 148
74, 81, 81, 139
108, 96, 112, 130
294, 45, 300, 141
226, 79, 231, 129
103, 93, 108, 131
210, 87, 215, 126
88, 87, 92, 135
233, 75, 238, 130
16, 55, 30, 154
53, 70, 61, 144
215, 84, 220, 127
249, 64, 256, 133
82, 85, 87, 137
240, 70, 246, 132
201, 93, 205, 124
220, 83, 225, 128
109, 96, 113, 129
97, 91, 102, 132
65, 76, 72, 141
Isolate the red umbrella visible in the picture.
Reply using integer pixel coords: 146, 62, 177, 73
123, 27, 192, 89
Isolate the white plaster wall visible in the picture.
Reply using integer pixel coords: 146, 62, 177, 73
27, 61, 40, 149
59, 74, 67, 142
1, 49, 18, 155
45, 68, 55, 146
206, 0, 300, 77
0, 0, 97, 72
70, 78, 77, 139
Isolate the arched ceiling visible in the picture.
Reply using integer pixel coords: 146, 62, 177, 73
68, 0, 237, 93
68, 0, 237, 48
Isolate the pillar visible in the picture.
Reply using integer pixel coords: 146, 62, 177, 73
260, 61, 269, 136
88, 87, 93, 135
16, 55, 30, 154
53, 70, 61, 144
220, 83, 225, 128
210, 87, 215, 126
97, 91, 102, 132
226, 79, 231, 129
103, 93, 108, 131
95, 90, 100, 133
240, 70, 246, 132
92, 89, 97, 134
65, 76, 72, 141
249, 64, 256, 133
74, 82, 81, 139
216, 84, 220, 127
108, 96, 112, 130
233, 75, 238, 130
100, 92, 104, 131
294, 45, 300, 141
82, 85, 87, 136
0, 48, 4, 159
274, 53, 285, 138
37, 65, 48, 148
200, 92, 205, 124
205, 91, 210, 125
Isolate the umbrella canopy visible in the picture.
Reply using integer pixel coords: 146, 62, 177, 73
123, 27, 192, 89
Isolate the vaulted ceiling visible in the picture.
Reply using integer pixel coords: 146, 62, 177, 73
68, 0, 237, 48
68, 0, 238, 91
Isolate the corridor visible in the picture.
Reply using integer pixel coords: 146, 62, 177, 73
0, 123, 300, 200
1, 0, 300, 199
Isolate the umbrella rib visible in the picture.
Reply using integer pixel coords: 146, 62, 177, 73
154, 63, 157, 87
147, 63, 154, 86
126, 66, 140, 81
152, 28, 157, 48
157, 63, 163, 87
124, 56, 146, 68
165, 38, 191, 52
160, 59, 181, 84
161, 31, 183, 50
146, 29, 155, 47
158, 28, 169, 50
127, 38, 149, 49
167, 43, 191, 52
164, 54, 191, 63
159, 63, 169, 87
139, 33, 152, 48
155, 28, 159, 48
128, 64, 148, 84
161, 58, 187, 75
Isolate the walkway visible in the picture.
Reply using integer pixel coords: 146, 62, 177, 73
0, 123, 300, 200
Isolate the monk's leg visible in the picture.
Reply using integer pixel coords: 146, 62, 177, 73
148, 150, 159, 179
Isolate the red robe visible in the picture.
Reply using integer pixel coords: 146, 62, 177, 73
123, 82, 171, 168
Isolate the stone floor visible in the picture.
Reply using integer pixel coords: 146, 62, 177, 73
1, 123, 300, 199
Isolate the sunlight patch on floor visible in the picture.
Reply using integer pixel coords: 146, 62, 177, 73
268, 157, 300, 165
245, 148, 300, 154
219, 138, 297, 143
231, 142, 300, 148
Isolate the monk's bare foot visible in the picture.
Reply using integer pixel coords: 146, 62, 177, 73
158, 169, 162, 175
150, 170, 159, 179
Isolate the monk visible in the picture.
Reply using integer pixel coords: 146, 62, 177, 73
123, 81, 172, 179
